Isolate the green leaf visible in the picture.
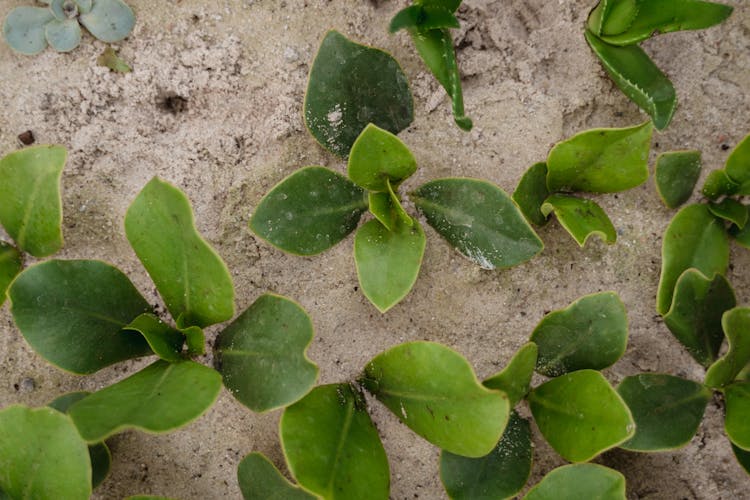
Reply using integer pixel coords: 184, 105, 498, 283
216, 293, 318, 412
416, 0, 463, 13
705, 308, 750, 388
732, 442, 750, 475
530, 292, 628, 377
354, 218, 426, 313
546, 121, 652, 193
45, 18, 81, 52
181, 325, 205, 355
97, 46, 132, 73
523, 464, 626, 500
663, 269, 736, 367
280, 384, 390, 499
68, 360, 222, 442
731, 220, 750, 249
709, 198, 748, 228
2, 7, 54, 55
725, 382, 750, 450
513, 162, 551, 226
360, 341, 509, 457
0, 242, 22, 307
656, 204, 729, 315
123, 313, 184, 363
411, 178, 543, 269
366, 179, 413, 232
617, 374, 710, 451
9, 259, 152, 374
587, 0, 638, 37
725, 133, 750, 186
483, 342, 538, 407
654, 150, 701, 209
585, 31, 676, 130
125, 177, 235, 328
389, 5, 460, 33
348, 123, 417, 192
249, 166, 368, 256
440, 411, 532, 500
304, 30, 413, 157
79, 0, 135, 43
702, 169, 739, 200
528, 370, 634, 462
237, 453, 316, 500
541, 194, 617, 247
0, 145, 65, 257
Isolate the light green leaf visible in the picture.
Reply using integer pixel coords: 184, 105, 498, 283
97, 46, 132, 73
123, 313, 184, 363
541, 194, 617, 247
125, 177, 235, 329
0, 242, 22, 307
483, 342, 538, 407
348, 123, 417, 191
249, 166, 368, 256
411, 178, 543, 269
280, 384, 389, 500
732, 442, 750, 475
238, 453, 316, 500
389, 5, 460, 33
79, 0, 135, 43
416, 0, 463, 13
45, 18, 81, 52
68, 360, 222, 442
546, 121, 652, 193
705, 308, 750, 388
181, 325, 205, 355
725, 382, 750, 450
528, 370, 634, 462
368, 181, 413, 232
654, 150, 701, 209
725, 133, 750, 186
513, 162, 551, 226
524, 464, 626, 500
8, 259, 152, 374
216, 293, 318, 412
702, 169, 739, 200
2, 7, 54, 55
0, 145, 65, 257
360, 341, 509, 457
709, 198, 748, 228
587, 0, 638, 37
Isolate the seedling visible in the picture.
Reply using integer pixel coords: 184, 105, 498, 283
250, 123, 542, 312
585, 0, 733, 130
3, 0, 135, 55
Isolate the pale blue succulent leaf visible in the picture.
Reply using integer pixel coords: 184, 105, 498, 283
49, 0, 80, 21
75, 0, 93, 14
79, 0, 135, 43
3, 7, 55, 55
46, 18, 81, 52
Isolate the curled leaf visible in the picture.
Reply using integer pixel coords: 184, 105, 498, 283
513, 162, 551, 226
702, 169, 739, 200
123, 313, 184, 363
483, 342, 538, 407
541, 194, 617, 247
709, 198, 748, 229
705, 308, 750, 388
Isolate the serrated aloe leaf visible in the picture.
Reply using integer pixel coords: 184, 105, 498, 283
440, 412, 532, 500
709, 198, 748, 228
348, 124, 417, 192
8, 259, 152, 374
411, 178, 543, 269
304, 30, 413, 157
656, 204, 729, 315
181, 325, 205, 355
249, 166, 368, 255
409, 28, 472, 130
617, 374, 710, 451
280, 384, 389, 500
528, 370, 634, 462
123, 313, 184, 363
664, 270, 735, 367
585, 31, 676, 130
523, 464, 626, 500
68, 360, 221, 442
0, 145, 65, 257
125, 177, 235, 329
483, 342, 538, 407
654, 150, 701, 209
726, 133, 750, 185
587, 0, 638, 37
360, 341, 509, 457
513, 162, 550, 226
389, 5, 460, 33
541, 194, 616, 247
0, 242, 22, 307
0, 406, 91, 500
216, 293, 318, 412
702, 169, 739, 200
705, 308, 750, 388
530, 292, 628, 377
354, 218, 425, 313
546, 121, 652, 193
45, 18, 81, 52
732, 443, 750, 475
79, 0, 135, 43
238, 453, 316, 500
725, 382, 750, 450
2, 7, 54, 55
97, 46, 132, 73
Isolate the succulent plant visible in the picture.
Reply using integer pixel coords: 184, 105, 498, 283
3, 0, 135, 55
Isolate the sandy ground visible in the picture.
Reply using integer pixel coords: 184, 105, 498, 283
1, 0, 749, 498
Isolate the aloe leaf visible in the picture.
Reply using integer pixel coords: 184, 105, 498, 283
546, 121, 652, 193
79, 0, 135, 43
709, 198, 748, 228
2, 7, 54, 55
348, 124, 417, 192
587, 0, 638, 37
483, 342, 538, 407
360, 341, 509, 457
97, 46, 132, 73
411, 178, 543, 269
656, 203, 729, 315
725, 382, 750, 450
654, 150, 701, 209
0, 145, 65, 257
705, 308, 750, 388
8, 259, 152, 374
280, 384, 390, 499
440, 412, 532, 500
0, 242, 22, 307
123, 313, 184, 363
304, 30, 413, 157
68, 360, 222, 442
249, 166, 368, 255
530, 292, 628, 377
702, 169, 739, 200
513, 162, 551, 226
732, 442, 750, 475
663, 269, 735, 367
45, 18, 81, 52
237, 453, 316, 500
389, 5, 460, 33
125, 177, 235, 328
354, 218, 425, 313
585, 31, 676, 130
617, 374, 710, 451
541, 194, 616, 247
528, 370, 634, 462
0, 406, 92, 500
216, 293, 318, 412
523, 464, 626, 500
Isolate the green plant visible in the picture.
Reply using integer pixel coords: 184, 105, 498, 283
3, 0, 135, 55
584, 0, 733, 130
250, 123, 542, 312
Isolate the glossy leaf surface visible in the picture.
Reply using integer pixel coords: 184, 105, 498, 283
237, 453, 316, 500
705, 308, 750, 388
483, 342, 538, 407
0, 242, 22, 307
123, 313, 184, 363
2, 7, 54, 55
348, 123, 417, 191
709, 198, 748, 228
541, 194, 616, 247
726, 132, 750, 186
654, 150, 701, 209
524, 464, 626, 500
725, 382, 750, 450
79, 0, 135, 42
513, 162, 550, 226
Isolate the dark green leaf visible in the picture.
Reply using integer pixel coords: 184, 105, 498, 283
709, 198, 748, 228
513, 162, 551, 226
483, 342, 538, 407
97, 46, 132, 73
654, 150, 701, 209
541, 194, 617, 247
730, 219, 750, 249
725, 132, 750, 186
705, 308, 750, 388
732, 442, 750, 475
123, 313, 184, 363
389, 5, 460, 33
725, 382, 750, 450
523, 464, 626, 500
237, 453, 316, 500
348, 123, 417, 192
702, 169, 740, 200
0, 242, 22, 307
